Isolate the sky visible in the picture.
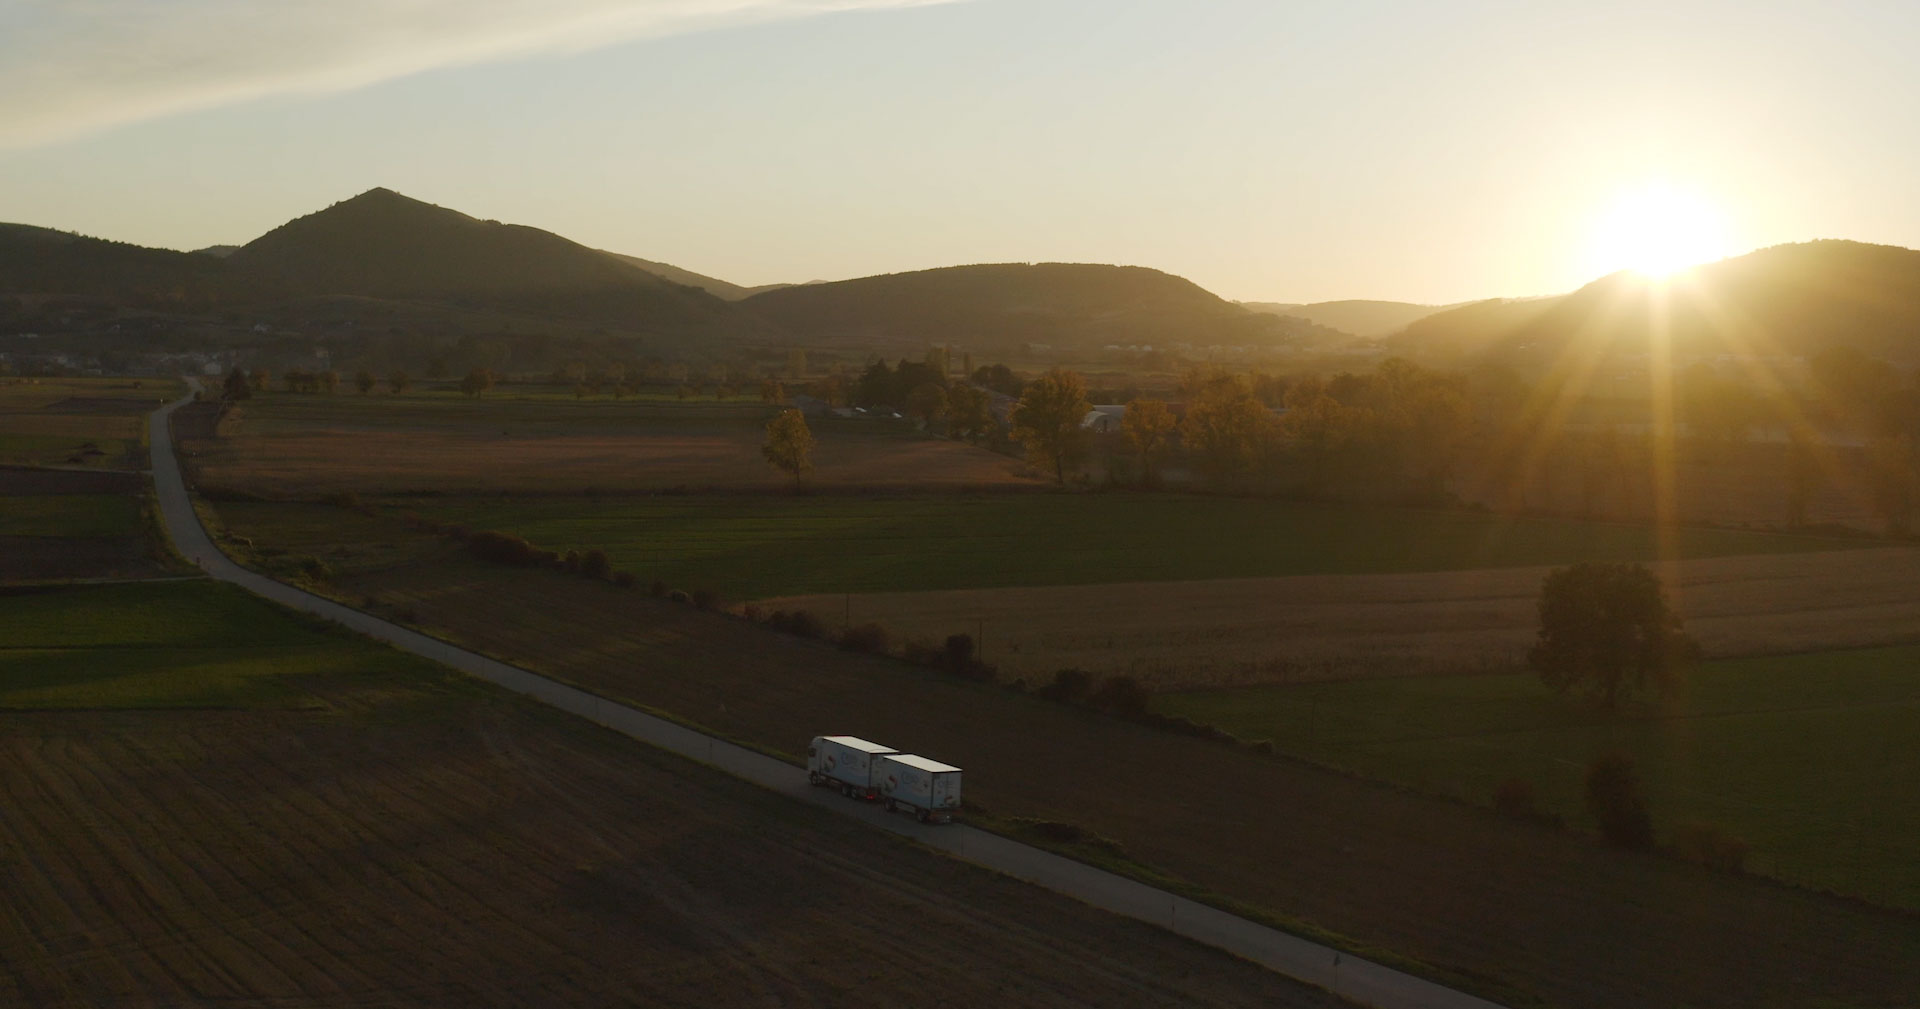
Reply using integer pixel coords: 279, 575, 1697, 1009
2, 0, 1916, 304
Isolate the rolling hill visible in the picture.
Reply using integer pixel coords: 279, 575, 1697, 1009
600, 251, 791, 301
0, 224, 264, 305
226, 189, 760, 334
741, 262, 1311, 350
1242, 299, 1467, 338
1396, 241, 1920, 364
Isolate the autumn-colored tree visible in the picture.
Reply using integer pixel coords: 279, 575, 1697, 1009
946, 384, 996, 443
319, 370, 340, 394
1181, 373, 1273, 485
389, 370, 412, 394
1121, 398, 1177, 484
459, 368, 495, 398
906, 382, 948, 430
1528, 563, 1698, 710
762, 408, 815, 487
787, 348, 808, 379
248, 368, 270, 393
1010, 368, 1092, 483
354, 369, 376, 394
760, 378, 786, 404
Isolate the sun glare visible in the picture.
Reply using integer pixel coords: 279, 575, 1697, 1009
1587, 183, 1731, 279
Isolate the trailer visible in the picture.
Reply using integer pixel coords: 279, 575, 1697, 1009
875, 753, 963, 824
806, 735, 898, 799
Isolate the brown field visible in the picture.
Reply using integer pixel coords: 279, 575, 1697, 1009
184, 394, 1039, 496
0, 653, 1334, 1008
762, 547, 1920, 687
0, 377, 177, 469
223, 520, 1920, 1009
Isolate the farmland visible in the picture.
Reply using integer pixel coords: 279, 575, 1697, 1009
236, 542, 1920, 1009
1157, 644, 1920, 907
0, 580, 1340, 1009
765, 545, 1920, 685
0, 376, 179, 469
186, 390, 1037, 496
234, 491, 1868, 600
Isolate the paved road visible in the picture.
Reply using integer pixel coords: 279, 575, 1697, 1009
149, 384, 1506, 1009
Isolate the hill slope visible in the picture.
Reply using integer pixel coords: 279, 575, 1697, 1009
0, 224, 261, 305
228, 189, 758, 333
600, 251, 791, 301
742, 262, 1301, 350
1398, 241, 1920, 363
1243, 299, 1466, 338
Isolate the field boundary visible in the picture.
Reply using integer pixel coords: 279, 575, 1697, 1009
149, 381, 1505, 1009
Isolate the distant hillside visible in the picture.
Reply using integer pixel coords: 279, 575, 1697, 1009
600, 251, 791, 301
0, 223, 260, 304
1242, 299, 1466, 338
742, 262, 1300, 350
192, 245, 240, 258
1397, 241, 1920, 364
228, 189, 758, 333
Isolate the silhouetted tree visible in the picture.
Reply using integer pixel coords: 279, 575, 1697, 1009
459, 368, 495, 398
389, 370, 412, 394
1122, 398, 1176, 484
222, 367, 252, 401
354, 369, 376, 394
1528, 563, 1698, 710
1585, 753, 1655, 849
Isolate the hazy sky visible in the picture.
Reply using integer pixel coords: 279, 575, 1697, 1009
2, 0, 1916, 303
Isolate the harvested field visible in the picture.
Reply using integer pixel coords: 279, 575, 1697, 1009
764, 547, 1920, 686
290, 547, 1920, 1009
184, 393, 1038, 496
0, 583, 1339, 1009
0, 468, 171, 582
0, 377, 176, 469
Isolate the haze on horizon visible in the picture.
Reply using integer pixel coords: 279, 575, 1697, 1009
2, 0, 1915, 305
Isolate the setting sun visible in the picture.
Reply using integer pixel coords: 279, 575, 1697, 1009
1588, 183, 1732, 279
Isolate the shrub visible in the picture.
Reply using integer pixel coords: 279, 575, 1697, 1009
1034, 668, 1094, 704
1246, 739, 1276, 755
839, 622, 889, 654
741, 603, 763, 621
1585, 753, 1655, 849
1673, 821, 1749, 873
943, 633, 976, 668
690, 588, 721, 611
466, 530, 544, 566
612, 571, 637, 588
580, 549, 612, 581
561, 549, 582, 574
298, 556, 331, 581
767, 609, 826, 638
1006, 818, 1130, 859
1087, 675, 1149, 717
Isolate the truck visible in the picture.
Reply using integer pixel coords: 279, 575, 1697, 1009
875, 753, 963, 823
806, 735, 898, 799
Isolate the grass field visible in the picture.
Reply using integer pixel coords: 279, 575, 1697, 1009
0, 580, 1337, 1009
0, 493, 141, 537
277, 543, 1920, 1009
382, 493, 1868, 600
1157, 645, 1920, 908
0, 376, 178, 468
187, 390, 1036, 495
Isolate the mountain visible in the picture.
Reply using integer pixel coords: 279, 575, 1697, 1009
600, 251, 792, 301
0, 223, 259, 304
1396, 241, 1920, 364
227, 188, 757, 333
192, 245, 240, 258
741, 262, 1301, 350
1242, 299, 1469, 338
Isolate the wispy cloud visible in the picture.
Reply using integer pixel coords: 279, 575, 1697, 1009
0, 0, 953, 148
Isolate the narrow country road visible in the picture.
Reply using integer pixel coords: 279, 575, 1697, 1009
149, 383, 1506, 1009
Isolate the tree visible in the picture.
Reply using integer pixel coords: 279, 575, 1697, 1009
1010, 368, 1091, 483
1121, 398, 1177, 484
222, 366, 252, 401
354, 369, 376, 395
389, 370, 411, 394
319, 370, 341, 395
459, 368, 495, 398
1528, 563, 1699, 710
906, 382, 948, 430
1585, 753, 1655, 849
762, 408, 815, 487
786, 348, 808, 379
248, 368, 270, 393
946, 384, 996, 443
760, 378, 786, 404
1180, 372, 1273, 485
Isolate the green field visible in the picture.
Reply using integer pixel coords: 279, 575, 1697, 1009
1158, 645, 1920, 908
0, 493, 141, 537
0, 581, 440, 709
390, 493, 1869, 599
0, 376, 177, 467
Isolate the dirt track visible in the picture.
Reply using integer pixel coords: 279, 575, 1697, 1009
764, 547, 1920, 686
0, 700, 1338, 1009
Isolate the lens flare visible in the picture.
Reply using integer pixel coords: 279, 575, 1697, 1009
1587, 183, 1731, 279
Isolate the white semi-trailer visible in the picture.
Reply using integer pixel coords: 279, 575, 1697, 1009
806, 735, 898, 799
875, 753, 963, 823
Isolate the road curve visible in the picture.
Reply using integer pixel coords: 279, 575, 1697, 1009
149, 383, 1506, 1009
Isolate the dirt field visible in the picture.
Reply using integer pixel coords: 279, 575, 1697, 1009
763, 547, 1920, 686
0, 585, 1338, 1009
184, 393, 1038, 496
288, 546, 1920, 1009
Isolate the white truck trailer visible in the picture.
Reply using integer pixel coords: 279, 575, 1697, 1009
806, 735, 898, 799
875, 753, 963, 823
